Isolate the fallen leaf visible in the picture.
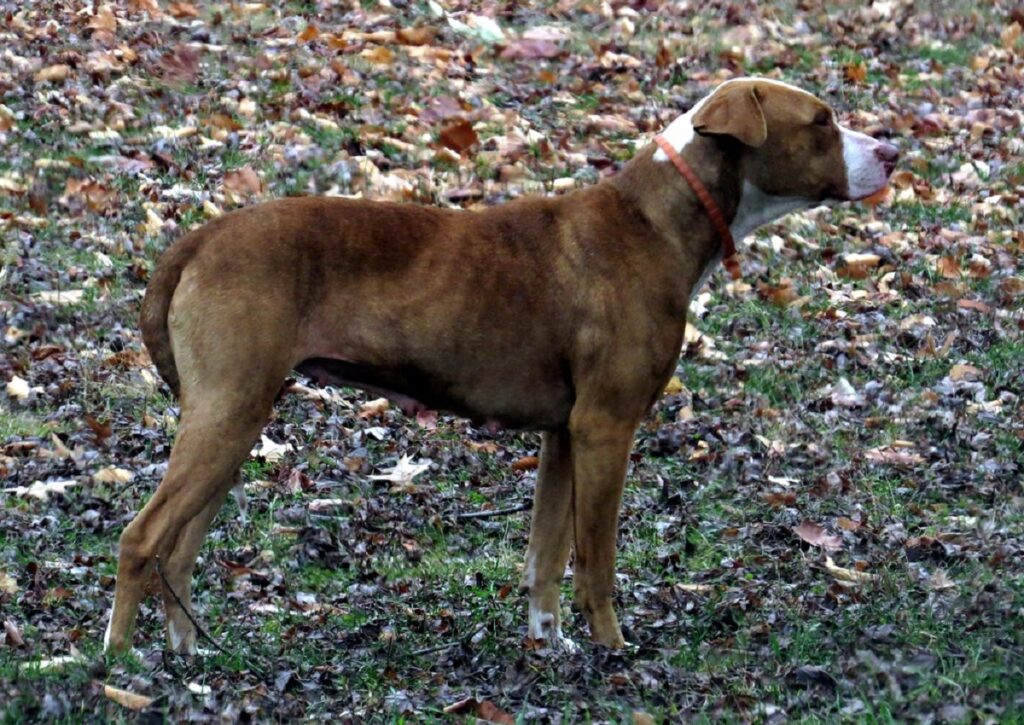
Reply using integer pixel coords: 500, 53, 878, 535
0, 572, 17, 595
167, 2, 200, 18
956, 298, 991, 314
663, 376, 685, 395
186, 682, 212, 695
823, 555, 878, 584
865, 446, 924, 466
4, 619, 25, 647
358, 397, 390, 419
511, 456, 539, 472
439, 118, 479, 154
936, 256, 960, 278
4, 479, 80, 501
89, 6, 118, 33
6, 376, 30, 401
948, 363, 980, 382
793, 521, 843, 551
443, 697, 514, 724
396, 26, 438, 46
222, 165, 264, 198
927, 569, 956, 591
500, 38, 562, 60
251, 435, 292, 463
831, 377, 865, 408
93, 466, 134, 484
674, 582, 715, 594
844, 59, 867, 84
34, 64, 71, 83
360, 46, 395, 65
836, 253, 881, 280
369, 455, 431, 486
20, 651, 85, 673
103, 684, 155, 710
159, 45, 200, 83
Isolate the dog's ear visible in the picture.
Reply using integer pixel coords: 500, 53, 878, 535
692, 85, 767, 148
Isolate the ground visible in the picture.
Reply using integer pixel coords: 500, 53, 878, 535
1, 0, 1023, 721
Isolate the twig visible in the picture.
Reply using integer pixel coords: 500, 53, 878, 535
455, 502, 531, 520
411, 640, 462, 657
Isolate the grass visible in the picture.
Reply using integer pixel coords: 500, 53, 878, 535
2, 0, 1023, 721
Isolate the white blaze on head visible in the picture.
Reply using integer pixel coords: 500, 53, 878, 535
654, 77, 815, 161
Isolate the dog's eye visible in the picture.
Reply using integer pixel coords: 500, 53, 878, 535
813, 111, 832, 127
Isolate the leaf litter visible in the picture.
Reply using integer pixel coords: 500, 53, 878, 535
1, 0, 1022, 721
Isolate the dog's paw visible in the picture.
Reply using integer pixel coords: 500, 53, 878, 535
527, 606, 579, 654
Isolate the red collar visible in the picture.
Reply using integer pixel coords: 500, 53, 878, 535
653, 135, 741, 280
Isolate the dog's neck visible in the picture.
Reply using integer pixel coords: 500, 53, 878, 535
609, 132, 744, 294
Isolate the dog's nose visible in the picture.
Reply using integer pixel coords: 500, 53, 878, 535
875, 142, 899, 164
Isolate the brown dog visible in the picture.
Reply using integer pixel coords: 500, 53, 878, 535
105, 78, 897, 654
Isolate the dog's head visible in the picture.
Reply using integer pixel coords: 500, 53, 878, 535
689, 78, 898, 203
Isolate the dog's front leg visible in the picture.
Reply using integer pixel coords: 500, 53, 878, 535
521, 429, 576, 650
569, 409, 637, 649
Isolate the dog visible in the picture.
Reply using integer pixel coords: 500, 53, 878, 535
104, 77, 897, 654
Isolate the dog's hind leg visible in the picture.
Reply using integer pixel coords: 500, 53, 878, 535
521, 429, 575, 650
105, 383, 280, 654
158, 470, 241, 654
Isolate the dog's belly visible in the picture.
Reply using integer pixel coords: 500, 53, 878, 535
294, 357, 573, 430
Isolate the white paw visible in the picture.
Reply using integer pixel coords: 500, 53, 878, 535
168, 620, 198, 655
528, 603, 579, 654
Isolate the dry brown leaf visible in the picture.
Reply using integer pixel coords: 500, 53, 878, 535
948, 363, 980, 381
793, 521, 842, 551
957, 298, 991, 314
674, 582, 716, 594
159, 45, 200, 83
34, 64, 71, 83
466, 440, 500, 454
1001, 21, 1022, 50
865, 446, 924, 466
222, 166, 264, 198
439, 118, 479, 154
936, 256, 960, 278
500, 38, 562, 60
6, 375, 30, 401
844, 60, 867, 84
131, 0, 162, 18
511, 456, 539, 472
298, 24, 319, 43
823, 556, 878, 584
396, 26, 438, 46
836, 516, 862, 531
4, 619, 25, 647
443, 698, 514, 724
762, 491, 797, 508
89, 6, 118, 33
358, 397, 390, 419
103, 684, 155, 710
662, 376, 685, 395
93, 466, 134, 484
757, 278, 798, 306
997, 277, 1024, 303
168, 2, 200, 18
360, 46, 395, 65
836, 253, 881, 280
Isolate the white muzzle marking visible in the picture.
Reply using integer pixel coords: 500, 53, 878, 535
841, 126, 890, 200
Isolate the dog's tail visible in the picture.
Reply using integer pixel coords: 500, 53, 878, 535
139, 234, 204, 399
